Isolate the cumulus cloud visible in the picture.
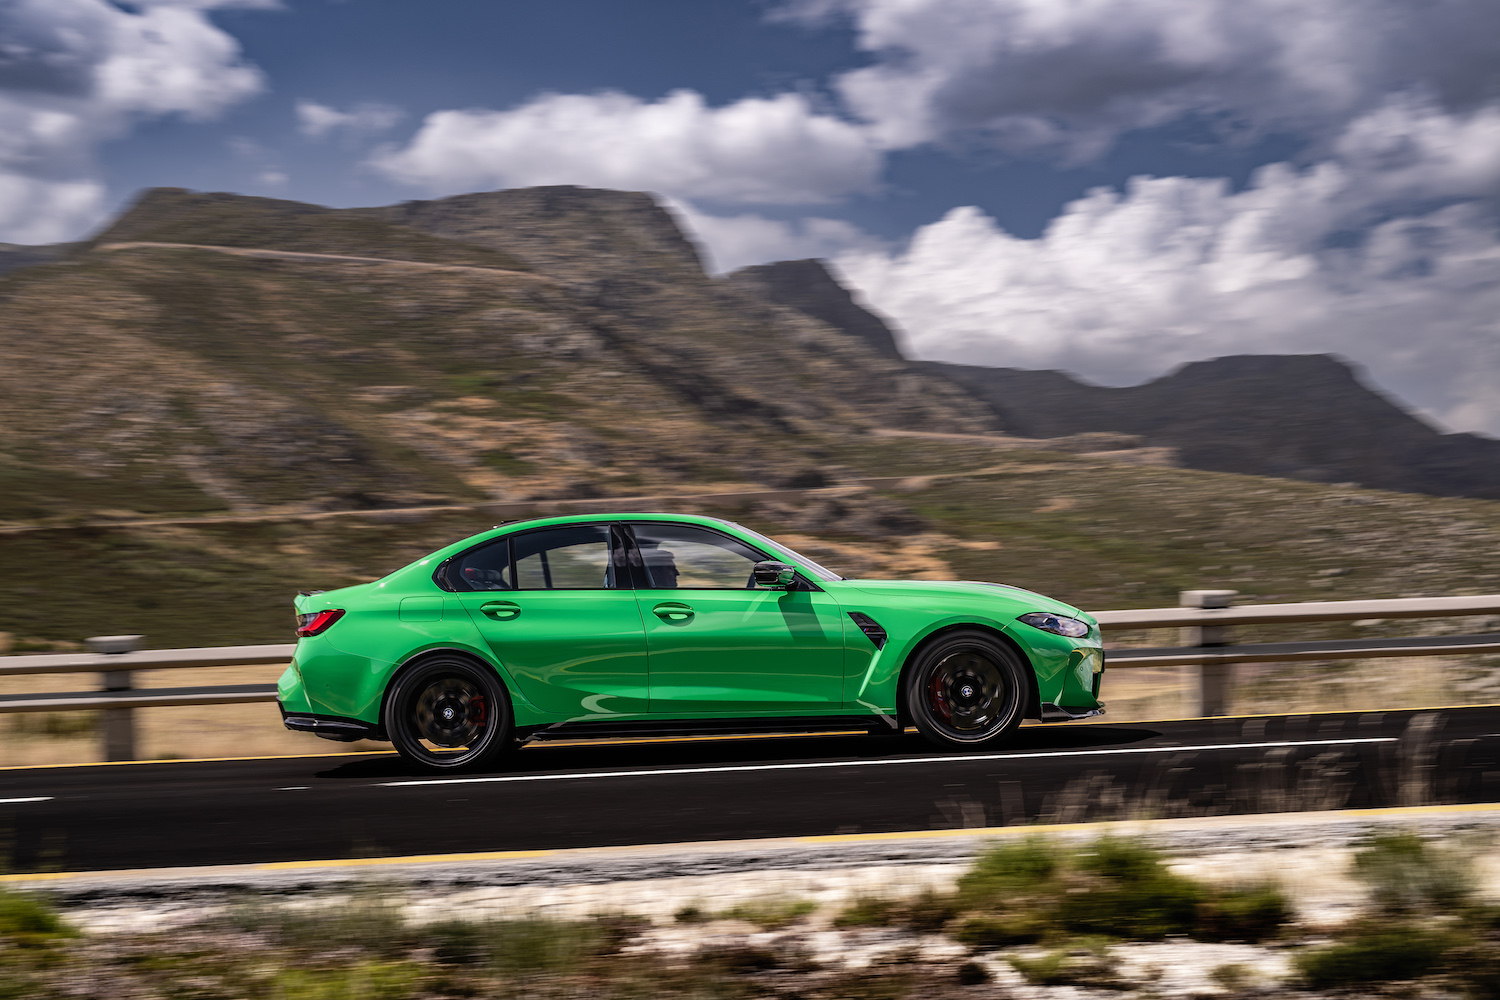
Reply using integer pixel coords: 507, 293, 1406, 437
835, 98, 1500, 433
372, 89, 881, 205
0, 0, 264, 242
783, 0, 1500, 157
296, 100, 403, 139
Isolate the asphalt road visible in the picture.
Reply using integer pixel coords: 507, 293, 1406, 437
3, 707, 1498, 874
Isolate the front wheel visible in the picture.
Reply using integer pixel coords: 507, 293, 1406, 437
384, 655, 513, 770
905, 630, 1028, 750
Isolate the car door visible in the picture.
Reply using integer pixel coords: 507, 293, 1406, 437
450, 523, 649, 718
625, 521, 846, 714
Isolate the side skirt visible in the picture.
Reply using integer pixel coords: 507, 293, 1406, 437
519, 715, 889, 743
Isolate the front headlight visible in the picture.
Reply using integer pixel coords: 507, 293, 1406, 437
1017, 612, 1090, 638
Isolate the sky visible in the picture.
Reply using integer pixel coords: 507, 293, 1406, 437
3, 0, 1500, 435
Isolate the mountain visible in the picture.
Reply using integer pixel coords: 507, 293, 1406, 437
0, 185, 996, 524
719, 255, 1500, 501
726, 259, 905, 360
922, 355, 1500, 500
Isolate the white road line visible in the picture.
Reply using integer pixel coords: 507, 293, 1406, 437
0, 796, 52, 804
380, 736, 1398, 788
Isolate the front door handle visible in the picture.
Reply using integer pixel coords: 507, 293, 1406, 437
652, 602, 694, 622
478, 600, 521, 620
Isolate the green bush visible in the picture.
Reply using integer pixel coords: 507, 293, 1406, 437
0, 891, 72, 943
1055, 837, 1213, 940
719, 898, 817, 930
954, 913, 1046, 949
268, 960, 422, 1000
1351, 831, 1474, 916
834, 896, 898, 928
1296, 925, 1453, 988
956, 838, 1059, 907
1196, 883, 1294, 943
955, 836, 1291, 944
1008, 941, 1119, 987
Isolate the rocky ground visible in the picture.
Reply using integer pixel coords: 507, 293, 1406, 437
5, 808, 1500, 998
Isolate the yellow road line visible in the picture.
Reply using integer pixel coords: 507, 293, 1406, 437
7, 800, 1500, 885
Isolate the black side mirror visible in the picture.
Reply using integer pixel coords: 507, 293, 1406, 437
752, 561, 797, 589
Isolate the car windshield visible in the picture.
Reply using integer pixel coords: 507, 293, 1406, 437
727, 523, 844, 581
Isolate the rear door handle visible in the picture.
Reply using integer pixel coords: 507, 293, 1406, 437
652, 602, 694, 622
478, 600, 521, 620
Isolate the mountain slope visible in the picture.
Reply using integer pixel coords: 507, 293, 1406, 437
923, 355, 1500, 499
0, 186, 997, 525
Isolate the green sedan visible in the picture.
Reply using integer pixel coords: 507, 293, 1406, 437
278, 513, 1104, 769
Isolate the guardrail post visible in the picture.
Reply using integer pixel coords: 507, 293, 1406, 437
88, 635, 142, 761
1180, 591, 1236, 717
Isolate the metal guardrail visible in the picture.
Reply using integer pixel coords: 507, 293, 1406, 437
2, 593, 1498, 760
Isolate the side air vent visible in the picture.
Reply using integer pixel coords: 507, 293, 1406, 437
847, 612, 888, 650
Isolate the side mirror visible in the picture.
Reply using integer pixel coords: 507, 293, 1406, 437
752, 561, 797, 589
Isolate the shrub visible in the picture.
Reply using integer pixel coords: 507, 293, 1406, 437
1351, 831, 1474, 916
1008, 941, 1119, 987
956, 838, 1059, 907
1196, 883, 1293, 943
720, 898, 817, 930
956, 836, 1292, 944
834, 896, 898, 928
0, 891, 73, 944
1296, 925, 1452, 988
954, 913, 1046, 949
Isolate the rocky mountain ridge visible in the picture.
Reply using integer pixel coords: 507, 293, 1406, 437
728, 250, 1500, 501
0, 186, 995, 524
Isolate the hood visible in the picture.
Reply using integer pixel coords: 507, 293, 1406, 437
836, 579, 1088, 621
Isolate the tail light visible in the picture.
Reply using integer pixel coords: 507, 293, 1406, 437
296, 609, 345, 638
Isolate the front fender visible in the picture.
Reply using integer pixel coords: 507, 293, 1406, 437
846, 610, 1091, 718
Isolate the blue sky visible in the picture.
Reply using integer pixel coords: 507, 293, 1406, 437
4, 0, 1500, 434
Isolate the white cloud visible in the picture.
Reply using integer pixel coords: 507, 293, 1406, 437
664, 198, 884, 274
372, 89, 881, 205
0, 0, 264, 242
296, 100, 403, 139
836, 99, 1500, 434
783, 0, 1500, 158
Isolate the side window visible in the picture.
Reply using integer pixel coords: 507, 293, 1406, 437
630, 523, 764, 589
513, 525, 612, 590
451, 539, 512, 591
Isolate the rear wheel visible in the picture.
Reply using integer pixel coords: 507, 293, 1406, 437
905, 630, 1028, 749
384, 655, 512, 770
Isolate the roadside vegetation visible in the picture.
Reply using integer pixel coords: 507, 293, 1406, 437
6, 831, 1497, 997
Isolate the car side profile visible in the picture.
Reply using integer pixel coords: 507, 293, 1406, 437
277, 512, 1104, 769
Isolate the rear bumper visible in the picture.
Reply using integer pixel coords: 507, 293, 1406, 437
278, 702, 385, 742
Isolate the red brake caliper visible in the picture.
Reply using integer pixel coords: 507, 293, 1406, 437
928, 667, 951, 721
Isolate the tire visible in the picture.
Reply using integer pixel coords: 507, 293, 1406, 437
904, 629, 1028, 750
384, 654, 513, 770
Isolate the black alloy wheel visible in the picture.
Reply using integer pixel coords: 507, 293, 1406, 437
905, 630, 1028, 749
385, 655, 512, 770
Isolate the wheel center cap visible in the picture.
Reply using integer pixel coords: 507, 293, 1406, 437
441, 706, 456, 721
960, 684, 975, 699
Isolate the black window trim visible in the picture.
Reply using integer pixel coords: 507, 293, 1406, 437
435, 519, 824, 593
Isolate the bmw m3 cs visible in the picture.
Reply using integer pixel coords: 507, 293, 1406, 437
278, 513, 1104, 769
